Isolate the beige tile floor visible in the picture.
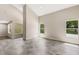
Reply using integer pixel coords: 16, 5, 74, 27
0, 37, 79, 55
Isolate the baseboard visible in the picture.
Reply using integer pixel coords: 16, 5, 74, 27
45, 37, 79, 45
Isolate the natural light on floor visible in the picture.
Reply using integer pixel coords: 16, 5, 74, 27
66, 34, 78, 40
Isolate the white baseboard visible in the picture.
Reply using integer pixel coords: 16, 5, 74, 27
45, 36, 79, 45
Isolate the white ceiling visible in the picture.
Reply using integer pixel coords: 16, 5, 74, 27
28, 4, 78, 16
0, 4, 23, 24
12, 4, 24, 12
0, 4, 78, 23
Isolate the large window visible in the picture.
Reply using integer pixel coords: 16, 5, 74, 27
40, 24, 45, 33
66, 20, 78, 34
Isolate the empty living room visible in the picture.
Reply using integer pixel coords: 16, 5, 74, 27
0, 4, 79, 55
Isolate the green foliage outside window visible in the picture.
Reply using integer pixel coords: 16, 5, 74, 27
40, 24, 44, 33
66, 20, 78, 34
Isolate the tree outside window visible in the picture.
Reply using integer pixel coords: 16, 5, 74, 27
66, 20, 78, 34
40, 24, 45, 33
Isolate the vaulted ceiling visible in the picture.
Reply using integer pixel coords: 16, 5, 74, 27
28, 4, 78, 16
0, 4, 78, 24
0, 4, 23, 24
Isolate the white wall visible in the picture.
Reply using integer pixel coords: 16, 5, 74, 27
40, 5, 79, 44
26, 6, 39, 39
0, 24, 8, 36
0, 5, 23, 39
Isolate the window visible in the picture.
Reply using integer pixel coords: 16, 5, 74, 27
66, 20, 78, 34
8, 23, 11, 34
40, 24, 45, 33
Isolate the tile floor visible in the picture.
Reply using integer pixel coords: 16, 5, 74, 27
0, 37, 79, 55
